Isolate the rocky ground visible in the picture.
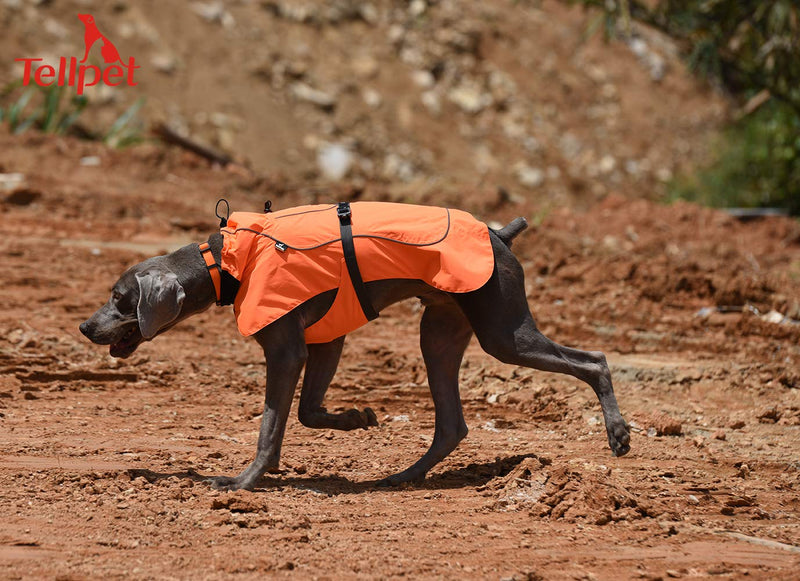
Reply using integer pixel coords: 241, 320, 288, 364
2, 0, 727, 206
2, 0, 800, 579
1, 128, 799, 579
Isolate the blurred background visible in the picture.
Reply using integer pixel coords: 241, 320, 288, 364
2, 0, 796, 214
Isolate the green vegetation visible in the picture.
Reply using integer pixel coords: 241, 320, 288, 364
669, 100, 800, 214
568, 0, 800, 214
0, 83, 88, 135
0, 83, 145, 148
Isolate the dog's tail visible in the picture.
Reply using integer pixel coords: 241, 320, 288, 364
492, 217, 528, 248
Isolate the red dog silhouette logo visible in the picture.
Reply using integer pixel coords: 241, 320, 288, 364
78, 14, 122, 64
15, 14, 139, 95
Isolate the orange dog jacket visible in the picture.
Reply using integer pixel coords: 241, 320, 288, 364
220, 202, 495, 343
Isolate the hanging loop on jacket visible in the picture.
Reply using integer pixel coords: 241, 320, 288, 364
215, 198, 230, 228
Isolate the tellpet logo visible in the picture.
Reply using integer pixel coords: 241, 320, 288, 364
15, 14, 139, 96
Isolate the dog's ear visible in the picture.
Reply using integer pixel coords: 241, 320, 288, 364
135, 268, 186, 339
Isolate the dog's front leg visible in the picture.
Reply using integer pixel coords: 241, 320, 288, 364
209, 317, 307, 491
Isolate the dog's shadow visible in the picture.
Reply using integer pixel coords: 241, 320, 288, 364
128, 453, 539, 495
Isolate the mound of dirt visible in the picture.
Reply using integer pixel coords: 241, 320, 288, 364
488, 457, 671, 525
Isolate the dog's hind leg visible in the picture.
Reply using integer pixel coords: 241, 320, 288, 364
456, 238, 630, 457
378, 301, 473, 486
298, 336, 379, 430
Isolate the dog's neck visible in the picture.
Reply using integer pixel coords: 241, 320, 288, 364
164, 237, 223, 315
205, 233, 240, 306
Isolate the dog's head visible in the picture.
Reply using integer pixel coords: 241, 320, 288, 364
80, 257, 186, 358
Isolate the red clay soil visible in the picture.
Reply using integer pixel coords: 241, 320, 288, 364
1, 129, 799, 579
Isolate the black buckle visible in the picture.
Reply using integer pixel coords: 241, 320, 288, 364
337, 201, 351, 224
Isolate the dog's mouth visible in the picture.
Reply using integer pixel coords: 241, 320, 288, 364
110, 326, 142, 359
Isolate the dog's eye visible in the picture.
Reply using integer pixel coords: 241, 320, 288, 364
112, 290, 123, 302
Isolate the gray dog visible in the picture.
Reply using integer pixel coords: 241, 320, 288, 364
81, 203, 629, 490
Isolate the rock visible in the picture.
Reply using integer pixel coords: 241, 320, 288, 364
0, 173, 25, 192
757, 406, 781, 424
448, 82, 492, 114
656, 167, 673, 182
210, 491, 266, 513
316, 143, 353, 181
358, 3, 379, 24
411, 69, 435, 89
514, 163, 544, 188
558, 133, 582, 160
421, 90, 441, 116
598, 155, 616, 174
362, 88, 382, 109
80, 156, 101, 167
408, 0, 426, 17
151, 53, 178, 75
729, 419, 746, 430
290, 82, 336, 111
712, 430, 726, 441
191, 1, 235, 28
382, 153, 416, 182
351, 55, 379, 80
639, 411, 682, 436
487, 69, 517, 105
44, 18, 69, 40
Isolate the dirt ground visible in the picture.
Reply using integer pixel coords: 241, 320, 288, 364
1, 1, 799, 578
1, 127, 800, 580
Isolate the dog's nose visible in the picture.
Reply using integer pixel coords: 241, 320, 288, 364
79, 321, 91, 338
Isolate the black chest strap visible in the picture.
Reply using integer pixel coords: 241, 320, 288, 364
337, 202, 379, 321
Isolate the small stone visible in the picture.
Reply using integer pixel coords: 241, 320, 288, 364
411, 69, 435, 88
514, 163, 544, 188
448, 83, 492, 114
729, 419, 746, 430
757, 406, 781, 424
290, 82, 336, 111
351, 55, 379, 79
191, 2, 235, 27
80, 156, 101, 167
599, 155, 617, 174
0, 173, 25, 192
737, 464, 750, 478
421, 91, 441, 116
408, 0, 426, 17
712, 430, 726, 441
317, 143, 353, 181
362, 88, 382, 109
643, 411, 682, 436
151, 53, 178, 74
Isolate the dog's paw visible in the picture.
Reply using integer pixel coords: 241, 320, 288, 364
206, 475, 253, 491
363, 407, 379, 428
607, 418, 631, 457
